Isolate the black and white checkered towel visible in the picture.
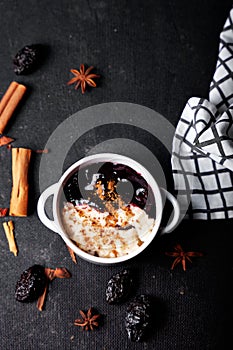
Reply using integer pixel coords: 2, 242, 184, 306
172, 8, 233, 219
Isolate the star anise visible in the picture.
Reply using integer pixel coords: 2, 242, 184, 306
66, 244, 77, 264
0, 208, 9, 217
37, 267, 71, 311
74, 307, 101, 331
165, 244, 203, 271
67, 64, 100, 94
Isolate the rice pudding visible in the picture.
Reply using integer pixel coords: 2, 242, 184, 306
61, 162, 156, 258
62, 202, 155, 258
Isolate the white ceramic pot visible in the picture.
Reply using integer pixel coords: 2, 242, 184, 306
37, 153, 180, 265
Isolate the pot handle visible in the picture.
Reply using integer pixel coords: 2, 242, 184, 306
37, 183, 59, 233
160, 188, 180, 234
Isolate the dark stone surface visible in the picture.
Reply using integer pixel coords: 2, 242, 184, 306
0, 1, 233, 349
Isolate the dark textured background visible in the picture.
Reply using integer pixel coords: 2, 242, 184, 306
0, 1, 233, 349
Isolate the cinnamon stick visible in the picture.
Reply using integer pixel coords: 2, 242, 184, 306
3, 220, 18, 256
0, 81, 26, 134
9, 148, 32, 216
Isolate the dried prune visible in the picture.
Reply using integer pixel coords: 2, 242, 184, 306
106, 269, 133, 304
98, 162, 149, 209
13, 45, 41, 75
63, 161, 151, 210
125, 295, 152, 342
15, 264, 47, 302
63, 173, 82, 205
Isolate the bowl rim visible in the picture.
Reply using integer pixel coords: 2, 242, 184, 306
52, 152, 163, 264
